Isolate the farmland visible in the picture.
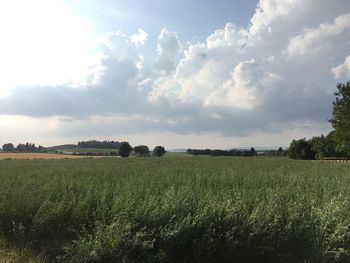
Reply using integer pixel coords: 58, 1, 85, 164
0, 152, 86, 160
52, 148, 119, 155
0, 157, 350, 262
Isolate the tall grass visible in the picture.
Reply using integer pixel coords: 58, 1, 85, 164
0, 157, 349, 262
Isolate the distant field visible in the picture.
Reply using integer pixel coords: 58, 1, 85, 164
55, 148, 118, 154
0, 152, 85, 160
165, 151, 211, 157
164, 151, 188, 157
0, 157, 350, 262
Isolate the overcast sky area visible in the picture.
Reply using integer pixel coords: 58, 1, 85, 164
1, 0, 350, 149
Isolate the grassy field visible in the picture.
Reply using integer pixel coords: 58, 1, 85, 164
0, 157, 349, 262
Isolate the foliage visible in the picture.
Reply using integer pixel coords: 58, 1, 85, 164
77, 140, 120, 149
289, 133, 346, 160
187, 148, 256, 157
288, 138, 315, 160
2, 142, 47, 153
2, 143, 15, 152
14, 143, 47, 153
187, 149, 211, 156
153, 145, 166, 157
309, 133, 341, 158
0, 157, 350, 262
330, 81, 350, 156
133, 145, 150, 157
118, 142, 133, 157
250, 147, 257, 156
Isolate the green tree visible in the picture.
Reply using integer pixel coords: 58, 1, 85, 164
309, 135, 327, 158
277, 147, 283, 156
2, 143, 15, 152
153, 146, 166, 157
133, 145, 150, 157
330, 81, 350, 156
118, 142, 133, 158
250, 147, 257, 156
288, 139, 315, 160
325, 131, 341, 157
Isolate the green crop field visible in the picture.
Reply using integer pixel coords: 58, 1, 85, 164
54, 148, 119, 154
0, 157, 349, 262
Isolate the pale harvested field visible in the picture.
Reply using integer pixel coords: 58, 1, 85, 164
0, 152, 85, 160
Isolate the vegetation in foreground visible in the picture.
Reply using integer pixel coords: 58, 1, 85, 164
0, 157, 350, 262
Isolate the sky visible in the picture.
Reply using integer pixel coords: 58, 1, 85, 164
0, 0, 350, 149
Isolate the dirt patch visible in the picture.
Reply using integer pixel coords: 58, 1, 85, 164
0, 248, 39, 263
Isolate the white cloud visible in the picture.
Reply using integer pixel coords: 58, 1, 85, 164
206, 23, 246, 49
150, 23, 247, 104
130, 28, 148, 46
249, 0, 298, 36
155, 29, 182, 73
332, 54, 350, 79
287, 13, 350, 57
1, 0, 350, 144
147, 0, 349, 137
205, 60, 281, 110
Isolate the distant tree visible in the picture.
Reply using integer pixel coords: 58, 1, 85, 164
133, 145, 150, 157
187, 148, 258, 157
153, 146, 166, 157
330, 81, 350, 156
187, 149, 211, 156
250, 147, 257, 156
16, 143, 24, 152
288, 139, 315, 160
119, 142, 133, 158
38, 145, 47, 153
15, 142, 37, 152
2, 143, 15, 152
78, 140, 120, 149
277, 147, 284, 156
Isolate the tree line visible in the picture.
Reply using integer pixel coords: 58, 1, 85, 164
2, 142, 47, 153
77, 140, 120, 149
289, 81, 350, 160
1, 140, 166, 158
186, 147, 258, 157
119, 142, 165, 157
50, 140, 120, 150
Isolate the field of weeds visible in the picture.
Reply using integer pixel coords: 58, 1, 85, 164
0, 157, 349, 262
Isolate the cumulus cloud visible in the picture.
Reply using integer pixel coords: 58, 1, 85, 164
1, 0, 350, 141
332, 54, 350, 79
130, 28, 148, 46
150, 23, 248, 104
249, 0, 298, 36
154, 29, 182, 73
147, 0, 349, 136
0, 31, 152, 117
287, 13, 350, 57
205, 60, 281, 110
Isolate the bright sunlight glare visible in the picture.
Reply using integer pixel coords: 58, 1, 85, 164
0, 0, 95, 97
